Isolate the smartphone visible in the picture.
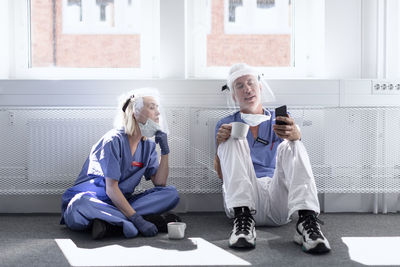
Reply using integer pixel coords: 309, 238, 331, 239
275, 105, 288, 125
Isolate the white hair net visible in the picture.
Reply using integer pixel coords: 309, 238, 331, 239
223, 63, 276, 109
115, 87, 169, 137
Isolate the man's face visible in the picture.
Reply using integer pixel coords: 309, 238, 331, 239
137, 96, 160, 124
232, 74, 262, 112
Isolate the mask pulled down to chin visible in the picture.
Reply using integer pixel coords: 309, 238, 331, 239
138, 119, 161, 138
240, 112, 271, 127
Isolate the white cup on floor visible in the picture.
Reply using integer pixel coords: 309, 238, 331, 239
167, 222, 186, 239
231, 122, 249, 139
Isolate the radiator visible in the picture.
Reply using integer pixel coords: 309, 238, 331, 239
27, 118, 112, 182
0, 107, 115, 194
1, 107, 400, 195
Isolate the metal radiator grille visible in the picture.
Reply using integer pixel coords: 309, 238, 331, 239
0, 108, 115, 194
27, 118, 112, 182
1, 107, 400, 195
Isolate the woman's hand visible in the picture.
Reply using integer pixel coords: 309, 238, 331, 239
129, 213, 158, 237
152, 132, 169, 186
155, 131, 169, 155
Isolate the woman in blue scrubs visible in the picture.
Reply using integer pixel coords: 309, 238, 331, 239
60, 89, 179, 239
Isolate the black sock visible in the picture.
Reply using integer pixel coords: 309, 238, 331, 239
298, 210, 317, 220
233, 206, 251, 217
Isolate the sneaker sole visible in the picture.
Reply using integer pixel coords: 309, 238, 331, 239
294, 233, 331, 254
304, 243, 331, 254
229, 237, 256, 249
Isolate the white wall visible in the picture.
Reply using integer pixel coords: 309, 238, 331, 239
2, 79, 400, 107
324, 0, 362, 78
160, 0, 186, 78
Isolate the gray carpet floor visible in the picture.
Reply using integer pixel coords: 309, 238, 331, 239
1, 212, 400, 267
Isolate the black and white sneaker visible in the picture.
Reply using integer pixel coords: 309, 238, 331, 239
229, 207, 256, 248
294, 214, 331, 254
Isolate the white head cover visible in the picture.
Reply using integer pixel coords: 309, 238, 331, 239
224, 63, 276, 109
115, 87, 169, 137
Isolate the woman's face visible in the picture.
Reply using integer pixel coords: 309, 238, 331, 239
137, 96, 160, 124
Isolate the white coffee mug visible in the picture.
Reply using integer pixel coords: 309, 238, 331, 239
167, 222, 186, 239
231, 122, 249, 139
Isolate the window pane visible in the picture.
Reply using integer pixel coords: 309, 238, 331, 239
207, 0, 292, 67
30, 0, 142, 68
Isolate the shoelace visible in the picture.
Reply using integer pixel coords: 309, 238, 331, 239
300, 215, 324, 240
234, 214, 253, 235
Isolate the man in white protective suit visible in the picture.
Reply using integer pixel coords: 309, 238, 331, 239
214, 63, 331, 253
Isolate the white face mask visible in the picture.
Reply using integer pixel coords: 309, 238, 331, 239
240, 112, 271, 127
138, 119, 161, 138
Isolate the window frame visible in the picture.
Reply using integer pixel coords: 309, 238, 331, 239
10, 0, 159, 79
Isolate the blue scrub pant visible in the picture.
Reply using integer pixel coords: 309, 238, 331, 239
63, 186, 179, 238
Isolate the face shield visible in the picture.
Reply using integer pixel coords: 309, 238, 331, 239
121, 88, 169, 138
223, 63, 276, 110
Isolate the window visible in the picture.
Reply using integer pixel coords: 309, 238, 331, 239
187, 0, 324, 78
62, 0, 141, 34
210, 0, 292, 67
12, 0, 159, 78
3, 0, 399, 80
225, 0, 291, 35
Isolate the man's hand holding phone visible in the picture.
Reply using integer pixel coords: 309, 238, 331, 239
273, 105, 301, 141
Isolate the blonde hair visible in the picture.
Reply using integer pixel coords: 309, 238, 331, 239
122, 101, 137, 136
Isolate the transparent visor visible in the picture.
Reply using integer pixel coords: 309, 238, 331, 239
134, 95, 169, 137
223, 68, 276, 110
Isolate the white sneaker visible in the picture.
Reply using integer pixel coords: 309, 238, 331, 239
294, 214, 331, 254
229, 213, 256, 248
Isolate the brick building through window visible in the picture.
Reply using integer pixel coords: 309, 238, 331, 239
30, 0, 141, 68
207, 0, 292, 67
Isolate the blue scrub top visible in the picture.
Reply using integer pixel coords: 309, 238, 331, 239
61, 128, 159, 216
215, 109, 282, 178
